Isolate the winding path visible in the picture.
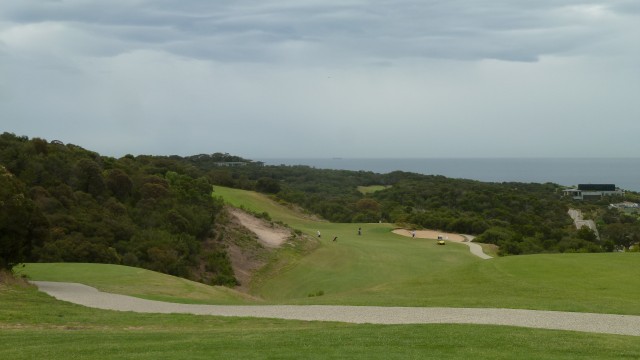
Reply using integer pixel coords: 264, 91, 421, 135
459, 234, 493, 259
33, 281, 640, 337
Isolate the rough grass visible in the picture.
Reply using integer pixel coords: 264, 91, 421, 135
478, 242, 500, 257
213, 185, 322, 230
0, 269, 30, 287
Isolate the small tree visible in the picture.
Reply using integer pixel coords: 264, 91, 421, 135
74, 159, 106, 197
577, 226, 598, 243
256, 177, 281, 194
106, 169, 133, 200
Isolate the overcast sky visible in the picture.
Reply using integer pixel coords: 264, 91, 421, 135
1, 1, 639, 159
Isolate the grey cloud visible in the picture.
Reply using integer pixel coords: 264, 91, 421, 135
610, 0, 640, 14
0, 40, 8, 55
2, 0, 635, 63
1, 0, 638, 159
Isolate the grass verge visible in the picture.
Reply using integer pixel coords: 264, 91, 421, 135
2, 281, 640, 359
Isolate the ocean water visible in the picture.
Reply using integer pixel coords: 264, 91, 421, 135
258, 158, 640, 192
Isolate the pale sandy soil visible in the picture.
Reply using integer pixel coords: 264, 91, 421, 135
392, 229, 466, 242
229, 208, 291, 248
225, 207, 294, 291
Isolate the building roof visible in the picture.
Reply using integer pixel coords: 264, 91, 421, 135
578, 184, 616, 191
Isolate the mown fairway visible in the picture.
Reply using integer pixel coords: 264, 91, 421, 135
212, 186, 640, 315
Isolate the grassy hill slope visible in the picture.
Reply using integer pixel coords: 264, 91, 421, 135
214, 186, 640, 314
19, 263, 253, 304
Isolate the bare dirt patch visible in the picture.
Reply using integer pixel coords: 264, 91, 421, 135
229, 208, 291, 248
0, 269, 31, 288
220, 207, 308, 292
225, 241, 267, 293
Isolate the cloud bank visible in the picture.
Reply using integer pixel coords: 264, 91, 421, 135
1, 1, 638, 158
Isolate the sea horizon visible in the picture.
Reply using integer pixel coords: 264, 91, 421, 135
257, 157, 640, 193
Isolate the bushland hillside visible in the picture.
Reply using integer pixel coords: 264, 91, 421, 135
0, 133, 237, 284
2, 132, 638, 288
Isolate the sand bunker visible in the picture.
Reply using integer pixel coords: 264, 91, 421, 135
392, 229, 466, 242
393, 229, 492, 259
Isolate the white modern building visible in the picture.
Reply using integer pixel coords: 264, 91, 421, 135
563, 184, 624, 200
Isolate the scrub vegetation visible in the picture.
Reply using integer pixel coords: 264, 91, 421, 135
0, 133, 235, 285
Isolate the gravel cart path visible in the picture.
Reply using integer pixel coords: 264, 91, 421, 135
459, 234, 493, 259
33, 281, 640, 336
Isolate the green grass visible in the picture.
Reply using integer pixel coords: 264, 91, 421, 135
19, 187, 640, 314
254, 238, 640, 314
357, 185, 390, 194
209, 186, 640, 314
2, 282, 640, 359
213, 185, 315, 230
16, 263, 253, 304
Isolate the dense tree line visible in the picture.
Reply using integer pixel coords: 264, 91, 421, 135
371, 175, 585, 254
0, 133, 236, 284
